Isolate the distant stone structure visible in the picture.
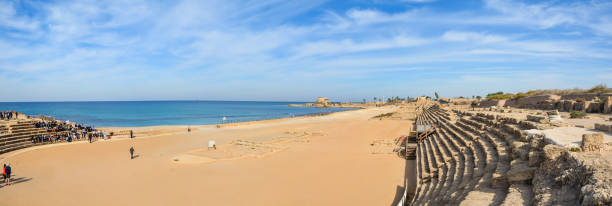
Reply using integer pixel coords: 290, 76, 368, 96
477, 93, 612, 114
314, 97, 330, 107
288, 97, 367, 108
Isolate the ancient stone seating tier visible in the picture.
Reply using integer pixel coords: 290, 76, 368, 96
410, 108, 539, 206
0, 120, 74, 154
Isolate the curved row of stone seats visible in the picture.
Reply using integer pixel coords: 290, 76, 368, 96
412, 105, 438, 205
457, 112, 535, 205
453, 118, 514, 204
416, 105, 441, 126
413, 139, 426, 204
0, 120, 48, 154
432, 127, 461, 204
416, 110, 458, 205
413, 122, 471, 203
411, 108, 472, 205
411, 107, 539, 206
448, 107, 611, 205
472, 115, 497, 127
442, 121, 491, 203
0, 125, 8, 133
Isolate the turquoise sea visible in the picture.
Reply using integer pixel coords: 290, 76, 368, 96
0, 101, 356, 127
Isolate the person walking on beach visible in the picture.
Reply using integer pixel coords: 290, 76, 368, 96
130, 130, 134, 139
4, 164, 11, 185
129, 147, 135, 159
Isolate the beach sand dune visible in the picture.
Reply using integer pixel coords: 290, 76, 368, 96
0, 106, 412, 206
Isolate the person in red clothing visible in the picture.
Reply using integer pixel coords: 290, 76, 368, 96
2, 164, 6, 183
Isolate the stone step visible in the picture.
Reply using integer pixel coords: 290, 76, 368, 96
422, 138, 439, 202
438, 124, 472, 201
417, 141, 425, 181
427, 137, 443, 169
413, 143, 425, 206
431, 132, 459, 204
0, 141, 33, 154
423, 136, 448, 204
501, 183, 533, 206
442, 122, 492, 202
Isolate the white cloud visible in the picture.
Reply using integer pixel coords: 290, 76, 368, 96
0, 1, 40, 31
441, 31, 507, 43
293, 35, 429, 58
401, 0, 436, 2
0, 0, 610, 101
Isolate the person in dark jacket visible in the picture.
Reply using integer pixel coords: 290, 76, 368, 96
130, 147, 135, 159
4, 164, 11, 185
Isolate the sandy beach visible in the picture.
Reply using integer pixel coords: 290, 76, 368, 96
0, 106, 413, 206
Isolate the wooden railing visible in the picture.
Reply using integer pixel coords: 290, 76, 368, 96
417, 124, 436, 142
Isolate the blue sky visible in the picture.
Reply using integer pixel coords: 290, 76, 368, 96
1, 0, 611, 102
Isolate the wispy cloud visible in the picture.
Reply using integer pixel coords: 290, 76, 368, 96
0, 0, 610, 101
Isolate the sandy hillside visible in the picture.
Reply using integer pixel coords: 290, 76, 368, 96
0, 106, 413, 206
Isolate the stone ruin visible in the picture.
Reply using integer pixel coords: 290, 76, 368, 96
403, 103, 612, 206
478, 93, 612, 114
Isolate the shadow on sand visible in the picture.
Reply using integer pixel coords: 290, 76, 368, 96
390, 152, 414, 206
0, 176, 33, 188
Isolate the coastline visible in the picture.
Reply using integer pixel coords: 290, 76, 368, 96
99, 107, 363, 131
1, 106, 365, 160
1, 100, 359, 128
0, 105, 412, 206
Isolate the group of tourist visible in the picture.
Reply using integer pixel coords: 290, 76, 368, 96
0, 111, 18, 120
30, 121, 108, 144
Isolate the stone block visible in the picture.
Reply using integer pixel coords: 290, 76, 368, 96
563, 100, 576, 112
603, 96, 612, 114
512, 142, 530, 160
529, 134, 546, 149
527, 115, 549, 123
582, 133, 604, 152
573, 101, 589, 112
586, 102, 601, 113
543, 145, 566, 161
529, 151, 544, 167
492, 172, 508, 188
594, 123, 611, 133
507, 160, 536, 183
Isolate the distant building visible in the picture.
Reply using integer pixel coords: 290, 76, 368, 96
314, 97, 331, 107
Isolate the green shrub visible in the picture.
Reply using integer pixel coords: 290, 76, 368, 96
586, 84, 612, 93
575, 97, 586, 102
536, 112, 542, 115
513, 92, 527, 100
486, 92, 514, 100
570, 111, 587, 119
373, 112, 395, 119
547, 110, 558, 115
569, 147, 581, 152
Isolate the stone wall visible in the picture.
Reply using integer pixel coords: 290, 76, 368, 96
479, 99, 507, 107
477, 93, 612, 114
532, 145, 612, 206
560, 93, 612, 101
